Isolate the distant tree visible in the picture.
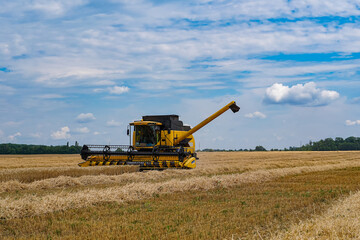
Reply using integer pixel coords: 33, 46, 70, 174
0, 143, 82, 154
296, 136, 360, 151
335, 137, 343, 143
254, 146, 266, 151
345, 136, 357, 143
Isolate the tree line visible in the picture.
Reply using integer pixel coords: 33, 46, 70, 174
1, 136, 359, 154
0, 143, 82, 154
295, 136, 360, 151
200, 136, 360, 152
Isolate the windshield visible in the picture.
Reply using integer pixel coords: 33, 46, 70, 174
135, 125, 160, 147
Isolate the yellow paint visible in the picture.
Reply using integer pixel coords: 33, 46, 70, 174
183, 157, 196, 169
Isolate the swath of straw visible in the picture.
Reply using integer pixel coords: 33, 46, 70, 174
1, 162, 360, 219
272, 189, 360, 240
0, 165, 139, 183
2, 153, 359, 193
0, 166, 248, 193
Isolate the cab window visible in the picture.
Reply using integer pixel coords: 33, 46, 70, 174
135, 125, 160, 147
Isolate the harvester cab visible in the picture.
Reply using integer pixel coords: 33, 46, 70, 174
79, 101, 240, 170
130, 120, 163, 149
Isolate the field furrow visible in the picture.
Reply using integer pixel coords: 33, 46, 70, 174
0, 165, 139, 183
1, 152, 360, 239
1, 161, 360, 219
274, 190, 360, 239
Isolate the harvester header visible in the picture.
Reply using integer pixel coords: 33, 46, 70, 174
79, 101, 240, 170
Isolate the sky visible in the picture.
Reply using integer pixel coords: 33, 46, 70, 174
0, 0, 360, 150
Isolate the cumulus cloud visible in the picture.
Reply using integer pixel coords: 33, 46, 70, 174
2, 0, 360, 148
93, 80, 115, 86
8, 132, 21, 141
4, 121, 22, 126
106, 120, 122, 127
36, 94, 64, 99
76, 113, 96, 123
30, 132, 42, 138
0, 84, 15, 95
75, 127, 90, 133
245, 111, 266, 119
345, 120, 360, 126
30, 0, 87, 17
351, 97, 360, 104
212, 136, 224, 142
93, 86, 130, 95
264, 82, 339, 106
108, 86, 129, 95
51, 126, 71, 139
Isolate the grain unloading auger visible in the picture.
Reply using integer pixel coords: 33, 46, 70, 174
79, 101, 240, 170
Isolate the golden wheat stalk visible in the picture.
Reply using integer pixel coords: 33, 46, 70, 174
1, 161, 360, 219
0, 165, 139, 183
273, 190, 360, 239
4, 155, 360, 194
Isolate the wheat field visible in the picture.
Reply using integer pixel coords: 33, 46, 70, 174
0, 151, 360, 239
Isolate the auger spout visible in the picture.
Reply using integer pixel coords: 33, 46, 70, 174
173, 101, 240, 146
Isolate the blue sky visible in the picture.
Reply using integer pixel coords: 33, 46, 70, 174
1, 0, 360, 149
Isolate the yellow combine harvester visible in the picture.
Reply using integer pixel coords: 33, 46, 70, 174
79, 101, 240, 170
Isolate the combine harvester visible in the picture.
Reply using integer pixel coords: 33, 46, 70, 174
79, 101, 240, 170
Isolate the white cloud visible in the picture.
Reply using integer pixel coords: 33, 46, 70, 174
32, 1, 65, 16
75, 127, 90, 133
264, 82, 339, 106
4, 121, 22, 126
30, 0, 87, 17
106, 120, 122, 127
93, 85, 130, 94
345, 120, 360, 126
245, 111, 266, 119
6, 2, 360, 91
0, 84, 15, 95
93, 131, 100, 135
93, 80, 115, 86
351, 97, 360, 104
212, 136, 224, 142
51, 126, 71, 139
2, 0, 360, 149
36, 94, 64, 99
93, 88, 106, 93
8, 132, 21, 141
30, 132, 42, 138
76, 113, 96, 123
108, 86, 129, 95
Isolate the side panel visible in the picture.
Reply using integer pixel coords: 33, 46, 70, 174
170, 130, 195, 153
183, 157, 196, 169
